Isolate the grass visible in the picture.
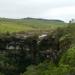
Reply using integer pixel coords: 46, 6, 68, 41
0, 18, 67, 33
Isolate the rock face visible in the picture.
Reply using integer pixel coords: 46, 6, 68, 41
0, 31, 71, 65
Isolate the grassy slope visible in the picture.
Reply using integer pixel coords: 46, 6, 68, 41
67, 23, 75, 46
0, 18, 67, 33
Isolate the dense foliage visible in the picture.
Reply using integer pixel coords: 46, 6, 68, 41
0, 24, 73, 75
22, 23, 75, 75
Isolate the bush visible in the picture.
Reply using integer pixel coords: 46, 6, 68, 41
60, 47, 75, 67
22, 62, 75, 75
0, 72, 4, 75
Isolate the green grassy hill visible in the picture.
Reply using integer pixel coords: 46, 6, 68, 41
0, 18, 67, 33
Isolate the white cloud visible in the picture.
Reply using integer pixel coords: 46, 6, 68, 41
43, 6, 75, 22
0, 0, 75, 22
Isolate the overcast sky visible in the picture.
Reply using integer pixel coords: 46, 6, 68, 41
0, 0, 75, 22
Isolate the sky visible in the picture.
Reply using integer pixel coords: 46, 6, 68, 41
0, 0, 75, 22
